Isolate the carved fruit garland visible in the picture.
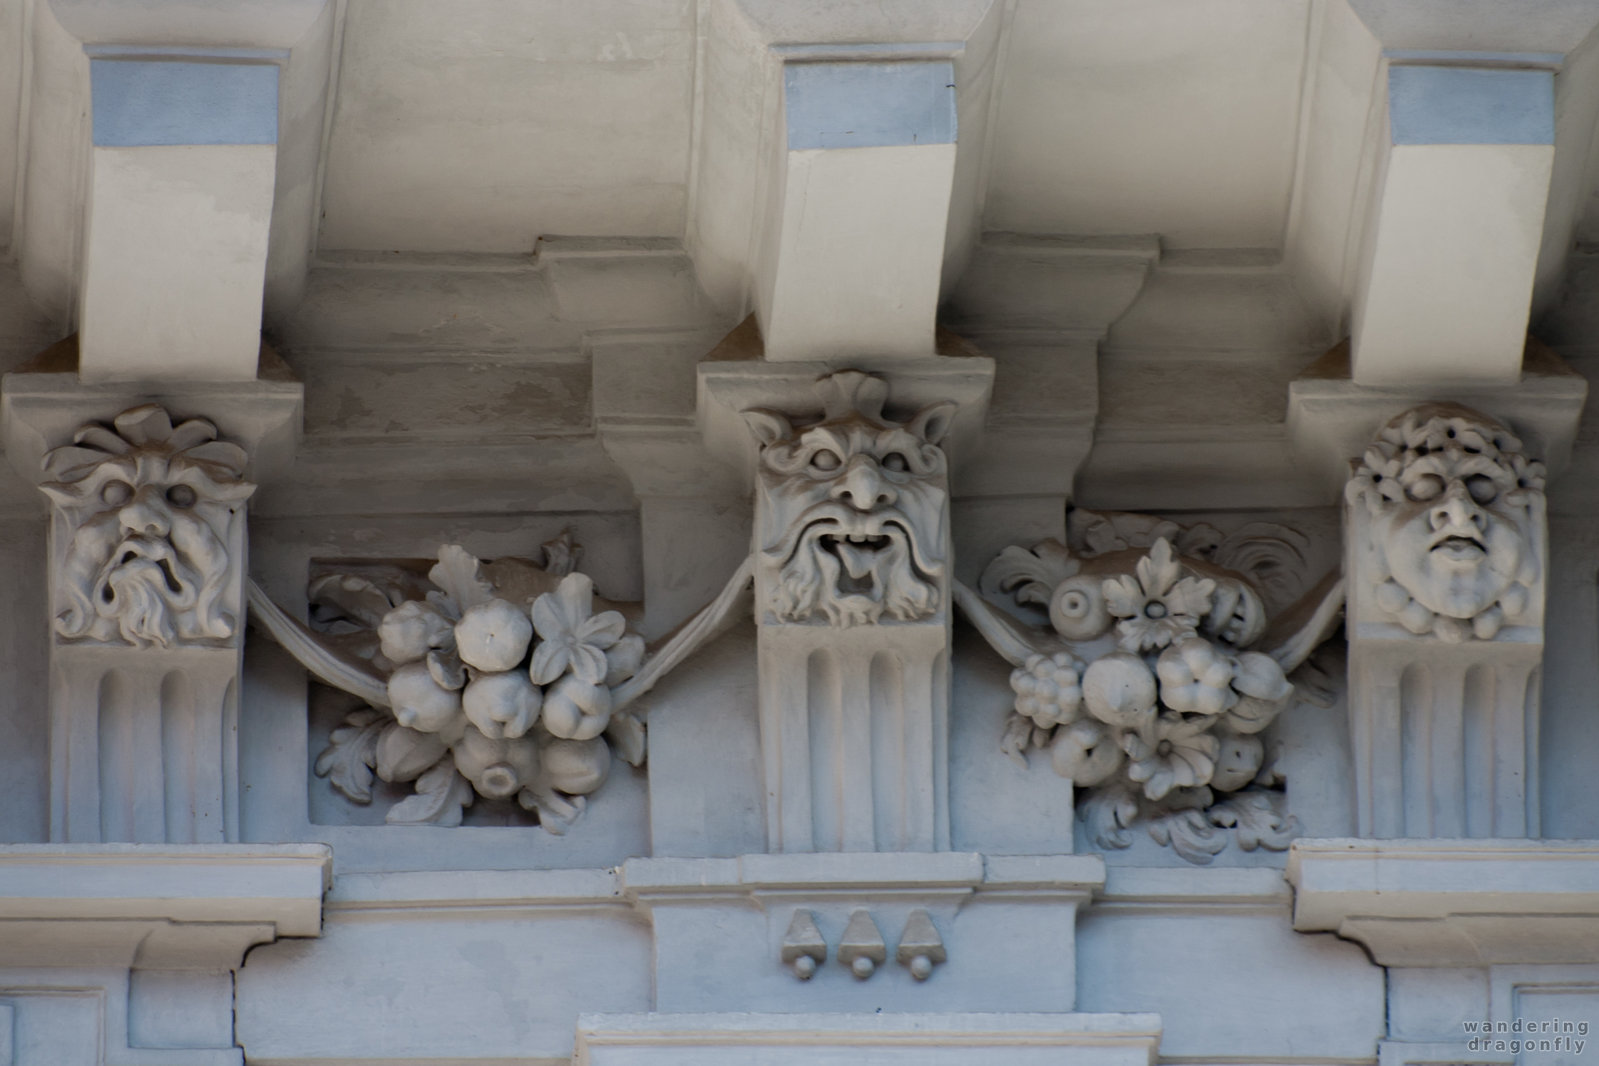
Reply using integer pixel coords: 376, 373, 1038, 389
962, 526, 1344, 865
314, 545, 646, 830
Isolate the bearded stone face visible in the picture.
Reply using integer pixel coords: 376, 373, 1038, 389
41, 406, 254, 648
745, 372, 954, 628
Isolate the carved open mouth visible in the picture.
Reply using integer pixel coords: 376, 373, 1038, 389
103, 537, 187, 600
819, 531, 892, 593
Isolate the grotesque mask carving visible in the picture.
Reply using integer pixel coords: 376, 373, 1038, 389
744, 371, 955, 627
41, 405, 254, 647
1346, 403, 1545, 642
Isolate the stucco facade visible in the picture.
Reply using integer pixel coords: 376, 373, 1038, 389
1, 1, 1598, 1063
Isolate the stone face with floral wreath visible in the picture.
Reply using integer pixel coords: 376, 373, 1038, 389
956, 513, 1344, 864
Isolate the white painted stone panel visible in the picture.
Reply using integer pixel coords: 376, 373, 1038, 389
986, 0, 1309, 247
80, 145, 276, 381
1077, 891, 1385, 1060
318, 0, 694, 252
235, 901, 653, 1063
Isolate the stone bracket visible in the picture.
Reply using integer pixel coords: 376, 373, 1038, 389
1286, 339, 1586, 500
1287, 838, 1599, 966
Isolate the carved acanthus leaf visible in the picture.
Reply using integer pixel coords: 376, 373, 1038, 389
313, 708, 387, 804
386, 759, 474, 826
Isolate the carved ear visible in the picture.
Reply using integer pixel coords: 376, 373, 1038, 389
741, 408, 792, 447
906, 401, 957, 446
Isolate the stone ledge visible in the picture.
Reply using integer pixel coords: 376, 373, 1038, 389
574, 1012, 1162, 1065
0, 843, 331, 968
0, 843, 330, 933
620, 852, 1106, 900
1286, 838, 1599, 965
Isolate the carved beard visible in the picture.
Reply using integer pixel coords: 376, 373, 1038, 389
57, 509, 235, 647
770, 518, 939, 627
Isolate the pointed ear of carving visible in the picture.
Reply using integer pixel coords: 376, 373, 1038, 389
906, 401, 957, 446
742, 408, 792, 447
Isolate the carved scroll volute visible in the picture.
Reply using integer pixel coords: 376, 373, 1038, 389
35, 405, 256, 845
1343, 403, 1548, 839
740, 371, 960, 855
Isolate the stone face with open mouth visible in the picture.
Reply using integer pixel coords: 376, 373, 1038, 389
40, 405, 256, 648
744, 371, 956, 628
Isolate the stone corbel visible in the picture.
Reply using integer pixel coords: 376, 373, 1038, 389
1340, 402, 1548, 838
699, 348, 993, 854
1, 341, 302, 843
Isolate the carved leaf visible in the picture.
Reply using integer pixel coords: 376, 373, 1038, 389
605, 710, 647, 768
428, 545, 496, 613
1079, 786, 1140, 851
386, 759, 474, 826
1000, 713, 1034, 769
307, 573, 399, 632
518, 787, 586, 834
1147, 806, 1229, 865
1212, 523, 1310, 614
313, 708, 388, 804
978, 541, 1079, 611
1209, 788, 1299, 852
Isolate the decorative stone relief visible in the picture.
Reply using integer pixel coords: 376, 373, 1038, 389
1342, 404, 1548, 838
740, 370, 960, 852
249, 536, 753, 831
744, 369, 954, 628
41, 404, 254, 648
1345, 403, 1545, 642
959, 512, 1344, 864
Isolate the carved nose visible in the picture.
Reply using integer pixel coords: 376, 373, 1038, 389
118, 487, 171, 538
832, 458, 896, 511
1430, 480, 1485, 533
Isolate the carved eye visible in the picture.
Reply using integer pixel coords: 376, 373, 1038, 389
881, 452, 909, 473
1466, 474, 1497, 505
101, 481, 132, 506
166, 484, 197, 508
1408, 474, 1444, 502
811, 450, 841, 472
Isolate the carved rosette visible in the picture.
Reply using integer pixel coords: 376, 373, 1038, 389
40, 404, 254, 648
308, 542, 648, 830
965, 513, 1344, 864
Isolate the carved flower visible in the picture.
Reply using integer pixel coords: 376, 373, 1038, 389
1010, 652, 1083, 728
530, 573, 628, 685
1345, 443, 1406, 512
1122, 713, 1219, 801
1101, 539, 1216, 653
1155, 638, 1237, 717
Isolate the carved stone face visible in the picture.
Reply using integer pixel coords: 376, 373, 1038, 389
745, 372, 955, 627
41, 406, 254, 647
1348, 403, 1544, 640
